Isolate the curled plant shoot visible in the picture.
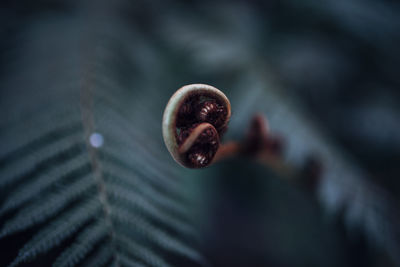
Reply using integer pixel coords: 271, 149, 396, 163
162, 84, 322, 189
162, 84, 231, 168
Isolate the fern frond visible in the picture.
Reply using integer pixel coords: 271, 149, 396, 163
53, 219, 108, 267
100, 140, 188, 199
0, 122, 81, 164
156, 5, 400, 263
110, 205, 205, 264
117, 254, 146, 267
79, 243, 113, 267
0, 173, 95, 237
115, 234, 172, 267
8, 198, 101, 266
3, 0, 397, 266
101, 155, 191, 215
107, 182, 198, 239
0, 153, 89, 215
0, 4, 205, 265
0, 134, 85, 188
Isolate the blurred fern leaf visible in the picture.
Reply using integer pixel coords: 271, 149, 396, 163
1, 0, 400, 266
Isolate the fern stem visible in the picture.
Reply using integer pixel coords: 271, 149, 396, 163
79, 40, 121, 266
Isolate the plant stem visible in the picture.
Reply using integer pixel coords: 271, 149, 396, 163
213, 114, 321, 189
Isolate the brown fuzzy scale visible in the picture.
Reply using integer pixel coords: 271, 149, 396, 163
184, 128, 219, 168
175, 94, 228, 134
196, 100, 227, 132
188, 152, 209, 167
174, 93, 227, 168
177, 126, 192, 145
176, 101, 195, 128
176, 124, 220, 168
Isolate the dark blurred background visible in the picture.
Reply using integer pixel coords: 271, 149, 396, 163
1, 0, 400, 266
3, 0, 399, 187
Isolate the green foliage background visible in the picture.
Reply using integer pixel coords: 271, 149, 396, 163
1, 0, 400, 266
